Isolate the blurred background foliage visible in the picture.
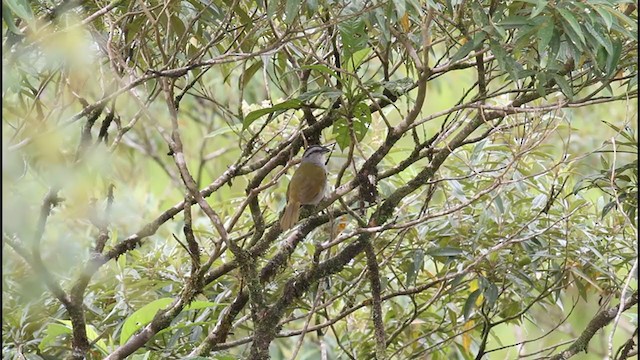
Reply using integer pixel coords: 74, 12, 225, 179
2, 0, 637, 359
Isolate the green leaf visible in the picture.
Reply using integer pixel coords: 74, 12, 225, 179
450, 40, 475, 64
592, 5, 613, 31
609, 6, 638, 31
602, 200, 617, 219
299, 64, 339, 80
120, 298, 173, 345
463, 289, 482, 321
41, 320, 107, 354
470, 139, 486, 163
557, 8, 585, 45
497, 16, 532, 29
205, 124, 241, 138
2, 4, 22, 34
490, 40, 522, 80
602, 120, 637, 143
483, 281, 499, 309
494, 195, 504, 214
346, 48, 371, 72
426, 246, 464, 257
305, 0, 318, 13
468, 2, 485, 26
339, 16, 368, 60
584, 22, 613, 56
297, 87, 342, 102
3, 0, 33, 25
552, 74, 573, 100
451, 32, 486, 64
242, 99, 302, 130
605, 39, 622, 77
332, 118, 350, 150
40, 323, 72, 351
284, 0, 300, 25
352, 102, 372, 141
537, 19, 555, 55
241, 60, 263, 88
535, 71, 548, 97
406, 249, 425, 286
391, 0, 406, 17
529, 0, 548, 18
120, 298, 222, 345
185, 300, 224, 311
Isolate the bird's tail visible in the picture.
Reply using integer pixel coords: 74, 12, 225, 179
280, 201, 301, 230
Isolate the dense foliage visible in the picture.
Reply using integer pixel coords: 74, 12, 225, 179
2, 0, 637, 359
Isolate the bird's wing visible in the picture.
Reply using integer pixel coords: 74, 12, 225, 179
288, 162, 326, 205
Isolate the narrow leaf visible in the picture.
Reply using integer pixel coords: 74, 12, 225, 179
426, 246, 464, 257
3, 0, 33, 24
242, 99, 302, 130
558, 8, 585, 45
463, 289, 482, 321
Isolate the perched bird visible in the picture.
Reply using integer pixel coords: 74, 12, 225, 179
280, 145, 330, 230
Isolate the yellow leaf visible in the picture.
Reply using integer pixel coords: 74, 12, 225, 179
400, 13, 410, 32
462, 320, 474, 352
469, 278, 479, 291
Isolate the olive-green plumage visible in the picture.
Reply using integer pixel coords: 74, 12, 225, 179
280, 146, 330, 230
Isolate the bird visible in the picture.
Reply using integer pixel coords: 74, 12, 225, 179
280, 145, 331, 230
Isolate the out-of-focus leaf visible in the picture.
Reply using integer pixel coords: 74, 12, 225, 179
346, 47, 371, 72
205, 124, 241, 138
406, 249, 425, 286
3, 0, 33, 25
532, 194, 547, 209
241, 60, 263, 88
120, 298, 222, 345
451, 32, 485, 63
120, 298, 173, 345
39, 323, 72, 351
490, 40, 522, 80
339, 16, 368, 60
426, 246, 464, 257
352, 102, 372, 141
470, 139, 487, 163
592, 5, 613, 31
463, 289, 482, 321
2, 5, 22, 34
584, 22, 613, 56
605, 39, 622, 77
332, 118, 350, 150
300, 64, 339, 80
494, 195, 504, 214
298, 87, 342, 102
391, 0, 406, 17
449, 180, 467, 201
537, 18, 555, 55
497, 16, 532, 29
40, 320, 107, 354
558, 8, 585, 45
552, 74, 573, 100
483, 281, 499, 309
285, 0, 300, 25
529, 0, 548, 18
601, 200, 617, 219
